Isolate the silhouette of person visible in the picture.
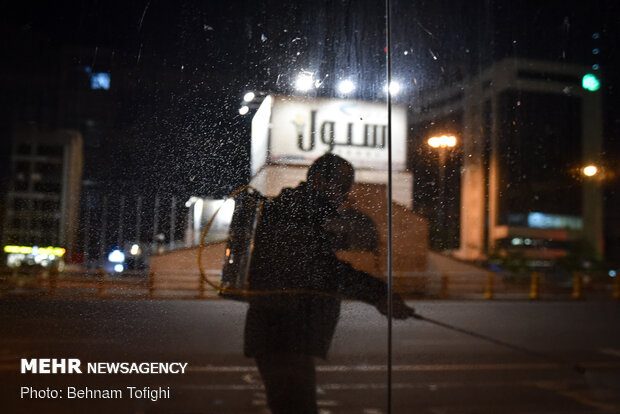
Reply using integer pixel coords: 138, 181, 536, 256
244, 153, 414, 414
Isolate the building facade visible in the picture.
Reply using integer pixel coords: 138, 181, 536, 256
410, 58, 603, 263
2, 129, 83, 266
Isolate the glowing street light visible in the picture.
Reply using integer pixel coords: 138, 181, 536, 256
295, 72, 315, 92
243, 92, 256, 102
130, 244, 142, 256
428, 135, 457, 148
238, 105, 249, 115
108, 249, 125, 263
385, 81, 401, 96
337, 79, 355, 95
582, 165, 598, 177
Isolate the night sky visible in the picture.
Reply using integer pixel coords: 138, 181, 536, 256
1, 0, 619, 199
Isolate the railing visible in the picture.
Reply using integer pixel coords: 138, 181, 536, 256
0, 268, 221, 299
0, 267, 618, 301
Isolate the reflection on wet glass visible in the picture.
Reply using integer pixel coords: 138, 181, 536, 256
2, 0, 620, 412
238, 154, 413, 413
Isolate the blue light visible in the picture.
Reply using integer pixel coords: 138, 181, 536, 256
91, 72, 111, 90
108, 249, 125, 263
527, 212, 583, 230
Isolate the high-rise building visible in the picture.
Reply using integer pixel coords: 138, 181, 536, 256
410, 58, 603, 263
2, 129, 83, 266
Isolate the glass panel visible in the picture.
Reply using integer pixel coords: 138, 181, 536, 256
4, 1, 619, 413
391, 0, 620, 412
1, 1, 398, 413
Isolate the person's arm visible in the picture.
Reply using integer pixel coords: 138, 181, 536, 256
329, 256, 415, 319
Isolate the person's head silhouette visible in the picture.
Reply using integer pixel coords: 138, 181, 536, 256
306, 153, 354, 208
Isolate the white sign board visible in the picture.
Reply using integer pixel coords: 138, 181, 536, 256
250, 96, 272, 175
253, 95, 407, 172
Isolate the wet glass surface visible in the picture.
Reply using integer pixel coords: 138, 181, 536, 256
1, 1, 620, 413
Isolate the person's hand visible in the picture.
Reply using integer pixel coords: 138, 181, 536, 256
376, 294, 415, 319
393, 296, 416, 319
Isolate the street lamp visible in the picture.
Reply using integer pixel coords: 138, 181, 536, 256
582, 165, 598, 177
385, 81, 401, 96
243, 92, 256, 103
579, 163, 604, 261
427, 135, 458, 249
428, 135, 457, 149
239, 90, 269, 115
337, 79, 355, 95
295, 72, 315, 92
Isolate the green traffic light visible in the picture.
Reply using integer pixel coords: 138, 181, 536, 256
582, 74, 600, 92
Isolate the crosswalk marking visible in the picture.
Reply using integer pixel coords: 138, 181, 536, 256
186, 361, 620, 374
168, 379, 587, 392
599, 348, 620, 358
534, 380, 620, 412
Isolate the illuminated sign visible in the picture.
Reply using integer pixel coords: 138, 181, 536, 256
3, 245, 66, 257
527, 213, 583, 230
254, 96, 407, 172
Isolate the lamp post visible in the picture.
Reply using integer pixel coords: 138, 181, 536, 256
238, 90, 269, 115
581, 163, 604, 261
427, 135, 457, 249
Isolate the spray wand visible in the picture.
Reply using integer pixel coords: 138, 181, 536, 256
410, 312, 586, 375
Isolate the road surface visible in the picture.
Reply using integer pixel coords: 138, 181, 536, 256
1, 296, 619, 413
